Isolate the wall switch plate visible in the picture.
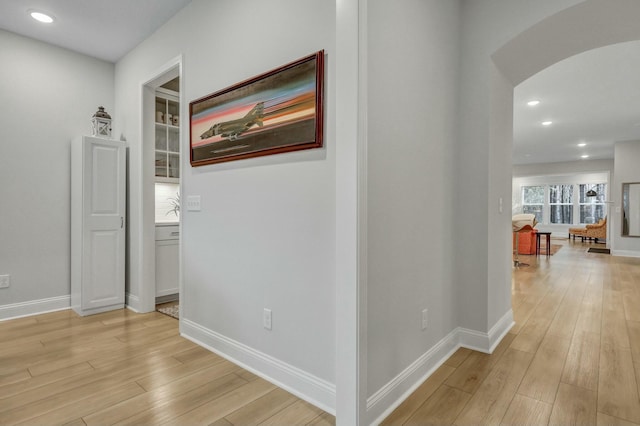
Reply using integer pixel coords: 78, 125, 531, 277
421, 308, 428, 330
263, 308, 272, 330
0, 275, 10, 289
186, 195, 201, 211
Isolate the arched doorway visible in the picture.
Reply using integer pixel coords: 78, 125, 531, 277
486, 0, 640, 339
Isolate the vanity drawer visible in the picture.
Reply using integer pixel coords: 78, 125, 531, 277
155, 225, 179, 241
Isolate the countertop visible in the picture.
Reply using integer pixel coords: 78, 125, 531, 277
155, 221, 179, 227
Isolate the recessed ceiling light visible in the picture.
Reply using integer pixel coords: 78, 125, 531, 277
578, 143, 587, 147
527, 100, 540, 107
581, 154, 589, 159
29, 10, 55, 23
541, 121, 553, 126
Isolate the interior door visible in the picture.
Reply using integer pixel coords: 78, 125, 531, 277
82, 137, 126, 309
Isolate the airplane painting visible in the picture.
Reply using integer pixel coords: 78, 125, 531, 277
190, 50, 324, 166
199, 102, 264, 141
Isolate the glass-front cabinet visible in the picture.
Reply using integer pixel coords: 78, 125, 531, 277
155, 88, 179, 182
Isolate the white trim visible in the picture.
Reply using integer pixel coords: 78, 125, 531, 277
125, 292, 141, 312
487, 309, 515, 353
0, 295, 70, 321
366, 328, 459, 425
367, 311, 514, 425
136, 55, 184, 315
612, 250, 640, 258
181, 318, 336, 415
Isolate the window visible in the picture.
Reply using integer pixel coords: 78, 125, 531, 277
522, 186, 544, 223
549, 184, 573, 224
579, 183, 607, 224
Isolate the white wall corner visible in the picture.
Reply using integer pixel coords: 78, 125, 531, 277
366, 329, 460, 425
0, 295, 70, 321
180, 319, 336, 415
125, 292, 142, 312
459, 309, 514, 354
488, 309, 515, 353
612, 250, 640, 258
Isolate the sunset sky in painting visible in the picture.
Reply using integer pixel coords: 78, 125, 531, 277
191, 76, 316, 148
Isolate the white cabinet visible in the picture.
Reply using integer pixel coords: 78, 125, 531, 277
155, 88, 180, 182
71, 136, 126, 316
155, 225, 179, 297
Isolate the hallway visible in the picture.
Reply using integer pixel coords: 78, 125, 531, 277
383, 239, 640, 424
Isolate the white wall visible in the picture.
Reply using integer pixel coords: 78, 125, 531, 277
365, 0, 459, 403
0, 30, 114, 313
114, 0, 336, 411
613, 140, 640, 255
456, 0, 585, 335
456, 0, 640, 332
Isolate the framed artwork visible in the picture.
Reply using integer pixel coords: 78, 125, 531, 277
189, 50, 324, 166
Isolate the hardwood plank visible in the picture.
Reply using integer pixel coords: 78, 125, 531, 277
453, 348, 533, 425
15, 382, 145, 426
306, 412, 336, 426
500, 394, 552, 426
574, 277, 603, 335
0, 354, 180, 417
404, 385, 471, 426
84, 362, 242, 425
0, 369, 31, 387
171, 345, 221, 364
135, 355, 232, 392
626, 320, 640, 364
257, 399, 324, 426
598, 343, 640, 423
0, 362, 94, 399
444, 333, 515, 394
517, 333, 571, 403
548, 382, 596, 425
160, 378, 276, 425
444, 348, 473, 368
598, 412, 640, 426
560, 331, 600, 391
224, 387, 298, 425
602, 289, 631, 349
382, 364, 456, 425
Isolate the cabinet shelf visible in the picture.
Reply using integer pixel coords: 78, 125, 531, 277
155, 90, 180, 182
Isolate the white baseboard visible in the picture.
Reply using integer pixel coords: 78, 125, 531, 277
0, 295, 70, 321
367, 310, 514, 425
181, 318, 336, 415
366, 328, 459, 425
125, 292, 141, 312
458, 309, 514, 354
612, 250, 640, 258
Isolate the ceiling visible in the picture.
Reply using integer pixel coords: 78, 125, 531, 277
1, 1, 638, 166
0, 0, 192, 62
513, 40, 640, 165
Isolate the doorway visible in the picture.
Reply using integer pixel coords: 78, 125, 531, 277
137, 57, 183, 315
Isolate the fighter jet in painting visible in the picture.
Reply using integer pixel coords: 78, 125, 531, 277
200, 102, 265, 141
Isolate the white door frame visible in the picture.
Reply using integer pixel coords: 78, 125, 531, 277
135, 55, 183, 313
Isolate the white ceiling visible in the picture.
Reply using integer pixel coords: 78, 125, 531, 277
1, 1, 638, 166
514, 40, 640, 165
0, 0, 192, 62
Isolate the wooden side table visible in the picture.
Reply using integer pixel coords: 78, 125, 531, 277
536, 231, 552, 257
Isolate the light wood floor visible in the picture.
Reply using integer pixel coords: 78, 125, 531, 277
4, 240, 639, 425
383, 239, 640, 425
0, 308, 335, 425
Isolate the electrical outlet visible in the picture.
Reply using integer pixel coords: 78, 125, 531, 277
263, 308, 272, 330
0, 275, 10, 289
421, 308, 428, 330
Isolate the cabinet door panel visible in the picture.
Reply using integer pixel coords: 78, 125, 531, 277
82, 137, 126, 310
